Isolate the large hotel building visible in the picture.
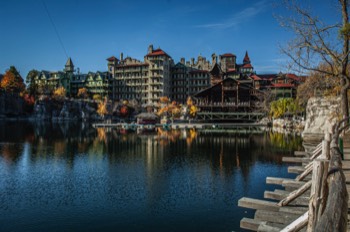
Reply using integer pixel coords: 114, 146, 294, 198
107, 44, 255, 105
30, 44, 302, 105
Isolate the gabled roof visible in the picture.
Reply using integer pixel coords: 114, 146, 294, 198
106, 56, 119, 62
40, 71, 51, 79
146, 48, 171, 57
210, 63, 222, 75
194, 77, 253, 97
221, 53, 236, 57
250, 74, 261, 81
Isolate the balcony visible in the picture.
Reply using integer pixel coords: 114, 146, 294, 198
151, 89, 163, 93
150, 82, 163, 86
150, 65, 163, 70
196, 102, 251, 108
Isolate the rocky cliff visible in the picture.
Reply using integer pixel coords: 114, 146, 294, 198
33, 99, 100, 122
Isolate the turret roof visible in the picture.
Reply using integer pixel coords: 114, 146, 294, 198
65, 57, 74, 67
243, 51, 250, 63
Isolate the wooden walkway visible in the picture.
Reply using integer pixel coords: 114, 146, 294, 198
238, 131, 350, 231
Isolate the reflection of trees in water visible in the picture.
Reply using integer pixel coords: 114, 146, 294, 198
268, 132, 303, 151
0, 123, 303, 179
0, 143, 23, 163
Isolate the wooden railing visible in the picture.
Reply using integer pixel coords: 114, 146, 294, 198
279, 119, 349, 232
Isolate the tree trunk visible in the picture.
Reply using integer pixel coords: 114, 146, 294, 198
340, 0, 350, 124
340, 79, 349, 125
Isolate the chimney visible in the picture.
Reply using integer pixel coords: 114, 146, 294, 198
180, 58, 185, 64
148, 44, 153, 54
191, 58, 195, 66
120, 52, 123, 61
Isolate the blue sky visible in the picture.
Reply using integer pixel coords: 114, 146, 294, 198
0, 0, 337, 77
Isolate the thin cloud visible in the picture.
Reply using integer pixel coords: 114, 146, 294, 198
195, 0, 269, 29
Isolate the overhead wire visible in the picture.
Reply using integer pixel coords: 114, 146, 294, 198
42, 0, 69, 59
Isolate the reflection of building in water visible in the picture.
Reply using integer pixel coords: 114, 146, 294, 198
145, 136, 163, 174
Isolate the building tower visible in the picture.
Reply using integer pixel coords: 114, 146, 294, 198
63, 57, 75, 95
219, 53, 236, 72
241, 51, 254, 74
64, 57, 75, 73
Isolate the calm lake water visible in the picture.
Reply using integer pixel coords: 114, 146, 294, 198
0, 121, 302, 232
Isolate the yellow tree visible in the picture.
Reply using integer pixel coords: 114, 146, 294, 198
97, 97, 109, 118
52, 86, 66, 100
186, 96, 198, 118
77, 87, 88, 99
93, 94, 102, 101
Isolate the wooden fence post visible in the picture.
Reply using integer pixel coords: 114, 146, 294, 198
314, 145, 348, 232
321, 133, 331, 160
307, 159, 329, 232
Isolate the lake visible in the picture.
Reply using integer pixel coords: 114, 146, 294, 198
0, 121, 302, 232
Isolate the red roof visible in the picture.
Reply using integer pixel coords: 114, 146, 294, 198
271, 83, 295, 88
242, 63, 253, 68
107, 56, 119, 61
221, 53, 236, 57
257, 74, 278, 81
286, 73, 300, 81
146, 49, 171, 57
250, 74, 261, 80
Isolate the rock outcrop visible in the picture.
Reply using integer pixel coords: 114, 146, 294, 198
302, 97, 340, 144
33, 99, 100, 122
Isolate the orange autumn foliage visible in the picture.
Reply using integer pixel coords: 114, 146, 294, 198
52, 86, 66, 100
0, 70, 25, 93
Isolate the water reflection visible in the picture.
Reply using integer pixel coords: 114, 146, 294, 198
0, 122, 302, 176
0, 121, 302, 232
